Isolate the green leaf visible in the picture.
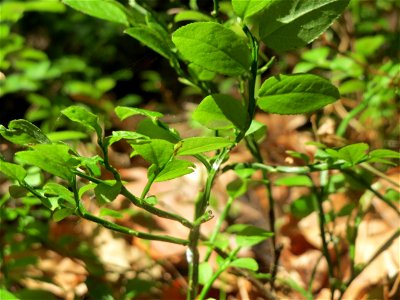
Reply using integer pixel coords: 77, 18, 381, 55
0, 119, 51, 145
155, 159, 195, 182
337, 143, 369, 165
257, 0, 350, 52
115, 106, 163, 120
9, 185, 28, 198
144, 195, 158, 206
61, 105, 102, 137
105, 131, 148, 147
63, 0, 129, 25
136, 119, 180, 143
290, 195, 315, 218
199, 262, 213, 285
369, 149, 400, 160
15, 144, 78, 181
43, 182, 75, 206
257, 74, 340, 114
125, 26, 174, 60
230, 257, 259, 271
245, 120, 267, 142
46, 130, 88, 142
275, 175, 313, 187
0, 288, 19, 300
174, 10, 213, 22
227, 224, 273, 247
100, 207, 124, 218
94, 181, 121, 205
192, 94, 246, 130
53, 208, 75, 222
132, 139, 174, 167
172, 22, 251, 76
227, 178, 248, 198
232, 0, 270, 19
0, 160, 26, 182
176, 137, 232, 156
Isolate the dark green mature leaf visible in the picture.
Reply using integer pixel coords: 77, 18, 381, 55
155, 159, 195, 182
230, 257, 259, 271
63, 0, 129, 25
0, 119, 51, 145
176, 137, 232, 156
133, 139, 174, 167
227, 224, 273, 247
115, 106, 163, 120
192, 94, 247, 130
62, 106, 102, 137
125, 26, 174, 60
232, 0, 270, 19
0, 160, 26, 182
257, 0, 349, 52
15, 144, 78, 181
275, 175, 313, 187
172, 22, 251, 76
257, 74, 340, 114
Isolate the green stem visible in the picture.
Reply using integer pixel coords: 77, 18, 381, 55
74, 170, 194, 228
311, 173, 335, 299
198, 247, 241, 300
211, 0, 219, 18
187, 149, 230, 300
204, 195, 235, 262
140, 169, 157, 199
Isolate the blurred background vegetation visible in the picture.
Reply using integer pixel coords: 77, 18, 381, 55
0, 0, 399, 299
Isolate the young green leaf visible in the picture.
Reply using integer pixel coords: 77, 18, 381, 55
245, 120, 267, 142
227, 178, 248, 198
227, 224, 273, 247
192, 94, 247, 130
275, 175, 313, 187
61, 105, 102, 137
290, 195, 315, 218
257, 74, 340, 114
0, 160, 27, 182
257, 0, 350, 52
155, 159, 195, 182
337, 143, 369, 165
0, 119, 51, 145
232, 0, 270, 19
62, 0, 129, 25
46, 130, 88, 142
105, 131, 148, 147
132, 139, 174, 167
176, 137, 232, 156
115, 106, 163, 120
125, 26, 174, 60
229, 257, 259, 271
15, 144, 78, 181
172, 22, 251, 76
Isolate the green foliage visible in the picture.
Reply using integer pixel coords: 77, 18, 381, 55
172, 22, 251, 76
1, 1, 398, 300
257, 74, 340, 114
